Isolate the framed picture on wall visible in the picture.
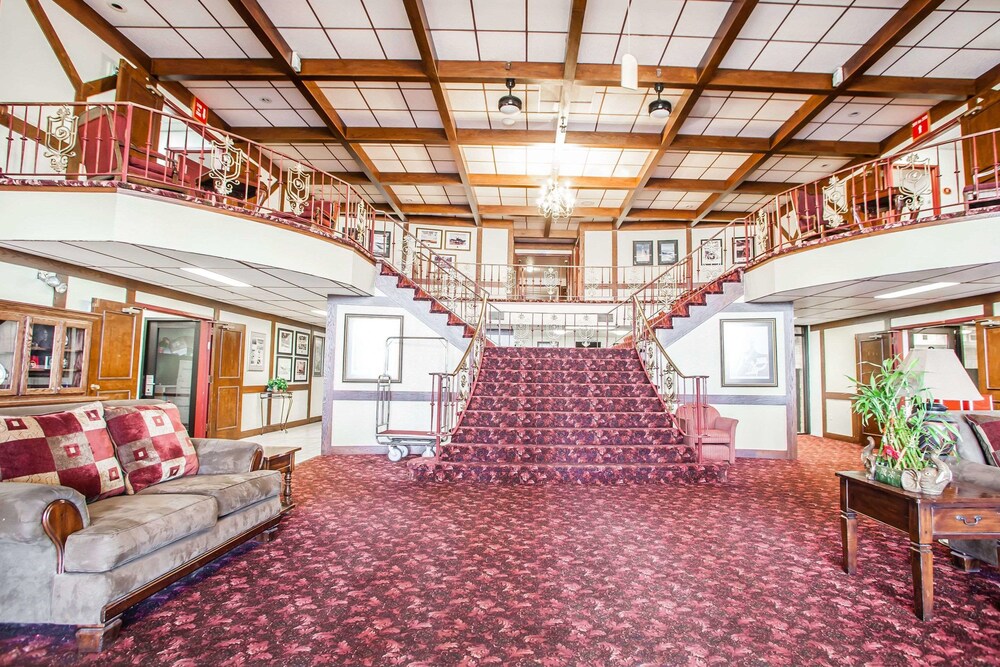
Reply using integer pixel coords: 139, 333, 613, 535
434, 254, 456, 268
415, 228, 442, 249
275, 356, 293, 382
701, 239, 723, 266
247, 331, 266, 371
720, 318, 777, 387
733, 237, 753, 264
633, 240, 653, 266
657, 240, 678, 265
311, 335, 325, 377
445, 230, 472, 251
343, 314, 403, 382
373, 230, 391, 258
293, 357, 309, 383
294, 331, 310, 356
276, 328, 293, 355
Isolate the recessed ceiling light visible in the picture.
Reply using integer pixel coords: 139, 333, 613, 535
108, 1, 126, 12
501, 116, 517, 127
873, 282, 958, 299
180, 267, 249, 287
848, 111, 860, 117
311, 309, 327, 316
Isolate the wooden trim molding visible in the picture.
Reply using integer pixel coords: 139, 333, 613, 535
41, 499, 85, 574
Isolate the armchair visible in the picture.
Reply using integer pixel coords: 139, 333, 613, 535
77, 106, 175, 183
675, 404, 737, 464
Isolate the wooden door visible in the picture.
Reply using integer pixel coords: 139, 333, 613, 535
978, 322, 1000, 405
855, 332, 892, 444
208, 322, 245, 439
88, 300, 143, 400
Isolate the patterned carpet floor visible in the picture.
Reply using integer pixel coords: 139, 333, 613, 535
3, 436, 1000, 666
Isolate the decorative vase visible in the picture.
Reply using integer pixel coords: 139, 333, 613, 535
873, 463, 903, 488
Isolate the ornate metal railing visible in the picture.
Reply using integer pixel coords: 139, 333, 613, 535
744, 127, 1000, 258
631, 296, 708, 460
429, 294, 490, 439
472, 263, 669, 302
0, 101, 375, 253
485, 309, 627, 348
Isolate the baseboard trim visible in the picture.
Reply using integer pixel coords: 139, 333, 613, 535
326, 445, 432, 455
822, 432, 857, 444
736, 449, 791, 460
238, 416, 320, 440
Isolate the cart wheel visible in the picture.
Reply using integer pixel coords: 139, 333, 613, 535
422, 444, 436, 458
387, 445, 404, 462
397, 445, 410, 459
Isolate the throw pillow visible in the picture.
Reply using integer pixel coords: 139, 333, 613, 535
0, 402, 125, 501
965, 414, 1000, 467
104, 403, 199, 494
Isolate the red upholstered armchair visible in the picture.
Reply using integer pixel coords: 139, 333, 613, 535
675, 404, 737, 464
77, 106, 174, 182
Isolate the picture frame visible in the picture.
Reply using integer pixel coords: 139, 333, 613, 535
311, 335, 325, 377
733, 237, 752, 264
415, 227, 442, 249
633, 240, 653, 266
275, 356, 293, 382
247, 331, 266, 371
276, 328, 293, 355
657, 239, 679, 265
373, 230, 390, 258
294, 331, 310, 357
434, 254, 456, 268
720, 318, 777, 387
293, 357, 309, 383
701, 239, 723, 266
343, 314, 403, 383
445, 230, 472, 251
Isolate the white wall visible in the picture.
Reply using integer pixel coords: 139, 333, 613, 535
0, 0, 76, 102
808, 328, 823, 436
480, 227, 509, 265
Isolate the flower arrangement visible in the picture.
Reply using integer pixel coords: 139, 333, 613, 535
850, 356, 957, 493
266, 377, 288, 393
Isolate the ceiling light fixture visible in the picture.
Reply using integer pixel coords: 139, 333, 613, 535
498, 78, 522, 115
538, 179, 574, 220
648, 82, 672, 119
180, 267, 249, 287
621, 1, 638, 90
108, 1, 126, 12
36, 271, 67, 294
873, 282, 958, 299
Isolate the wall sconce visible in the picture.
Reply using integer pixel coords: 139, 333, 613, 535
37, 271, 67, 294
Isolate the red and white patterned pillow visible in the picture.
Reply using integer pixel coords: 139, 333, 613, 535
0, 402, 125, 501
104, 404, 199, 494
966, 414, 1000, 467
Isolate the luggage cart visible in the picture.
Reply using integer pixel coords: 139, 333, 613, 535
375, 337, 449, 461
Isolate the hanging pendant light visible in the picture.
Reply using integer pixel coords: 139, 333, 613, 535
498, 78, 522, 115
648, 82, 672, 119
621, 1, 638, 90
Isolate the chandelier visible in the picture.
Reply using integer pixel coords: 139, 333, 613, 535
537, 179, 573, 219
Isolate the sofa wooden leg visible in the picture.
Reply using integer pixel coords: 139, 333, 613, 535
255, 527, 278, 543
76, 616, 122, 653
950, 550, 982, 573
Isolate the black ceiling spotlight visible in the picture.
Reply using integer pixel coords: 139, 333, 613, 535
648, 82, 672, 119
498, 78, 522, 115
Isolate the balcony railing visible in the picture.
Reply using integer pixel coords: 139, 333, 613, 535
472, 263, 675, 303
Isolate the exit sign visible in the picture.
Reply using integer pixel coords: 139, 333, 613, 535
911, 112, 931, 140
192, 97, 209, 124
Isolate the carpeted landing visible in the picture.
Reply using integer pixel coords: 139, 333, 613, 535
3, 437, 1000, 666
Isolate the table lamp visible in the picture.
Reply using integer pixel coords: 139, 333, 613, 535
903, 347, 983, 410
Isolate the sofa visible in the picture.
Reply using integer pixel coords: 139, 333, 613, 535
0, 399, 283, 652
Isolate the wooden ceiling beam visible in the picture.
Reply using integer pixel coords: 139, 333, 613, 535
480, 205, 619, 218
643, 178, 789, 195
469, 175, 636, 189
344, 127, 448, 144
626, 209, 745, 222
378, 172, 464, 186
151, 58, 284, 80
400, 204, 473, 216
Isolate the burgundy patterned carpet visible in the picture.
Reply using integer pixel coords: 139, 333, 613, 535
3, 436, 1000, 666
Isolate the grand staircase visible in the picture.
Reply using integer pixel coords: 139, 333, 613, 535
409, 347, 729, 484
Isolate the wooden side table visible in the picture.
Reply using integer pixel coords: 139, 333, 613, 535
262, 446, 302, 512
837, 470, 1000, 620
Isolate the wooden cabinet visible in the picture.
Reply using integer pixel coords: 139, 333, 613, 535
0, 303, 96, 399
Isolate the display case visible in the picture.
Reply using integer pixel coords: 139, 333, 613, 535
0, 304, 95, 398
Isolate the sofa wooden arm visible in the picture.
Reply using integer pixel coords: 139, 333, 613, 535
42, 500, 85, 574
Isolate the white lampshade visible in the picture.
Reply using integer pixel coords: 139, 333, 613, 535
903, 348, 983, 402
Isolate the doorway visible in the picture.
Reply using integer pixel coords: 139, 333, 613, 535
142, 320, 203, 433
855, 331, 892, 444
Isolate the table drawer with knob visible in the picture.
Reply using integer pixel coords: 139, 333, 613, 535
933, 509, 1000, 534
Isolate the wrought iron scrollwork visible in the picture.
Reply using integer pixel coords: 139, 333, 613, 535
44, 105, 78, 173
285, 164, 311, 215
209, 136, 247, 195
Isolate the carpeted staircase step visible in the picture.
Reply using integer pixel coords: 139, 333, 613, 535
480, 357, 641, 372
486, 347, 635, 360
451, 426, 685, 446
467, 396, 664, 412
477, 369, 651, 384
440, 443, 696, 465
459, 410, 677, 428
409, 459, 728, 485
473, 382, 658, 398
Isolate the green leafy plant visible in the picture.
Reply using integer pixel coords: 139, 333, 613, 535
850, 356, 956, 471
266, 377, 288, 392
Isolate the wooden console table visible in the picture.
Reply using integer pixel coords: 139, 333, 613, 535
262, 446, 301, 512
838, 470, 1000, 620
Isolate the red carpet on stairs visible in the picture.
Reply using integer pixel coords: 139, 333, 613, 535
409, 347, 728, 484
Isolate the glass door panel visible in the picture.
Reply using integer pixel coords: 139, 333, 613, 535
142, 320, 201, 431
0, 316, 22, 394
26, 320, 58, 392
61, 325, 88, 390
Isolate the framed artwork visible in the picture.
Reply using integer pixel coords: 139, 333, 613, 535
434, 254, 456, 268
701, 239, 723, 266
720, 318, 777, 387
294, 331, 310, 356
415, 227, 442, 249
733, 237, 752, 264
312, 335, 325, 377
275, 356, 293, 382
445, 230, 472, 251
343, 314, 403, 382
633, 240, 653, 266
293, 357, 309, 383
373, 230, 390, 258
276, 328, 293, 355
657, 239, 679, 265
247, 331, 266, 371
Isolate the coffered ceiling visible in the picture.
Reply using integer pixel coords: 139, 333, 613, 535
55, 0, 1000, 240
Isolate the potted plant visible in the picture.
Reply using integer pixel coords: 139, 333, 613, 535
850, 356, 958, 495
266, 377, 288, 395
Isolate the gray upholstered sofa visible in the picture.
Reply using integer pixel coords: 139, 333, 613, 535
0, 399, 283, 652
942, 410, 1000, 567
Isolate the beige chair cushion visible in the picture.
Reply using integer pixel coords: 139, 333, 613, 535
699, 428, 733, 444
64, 494, 217, 573
136, 470, 280, 517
